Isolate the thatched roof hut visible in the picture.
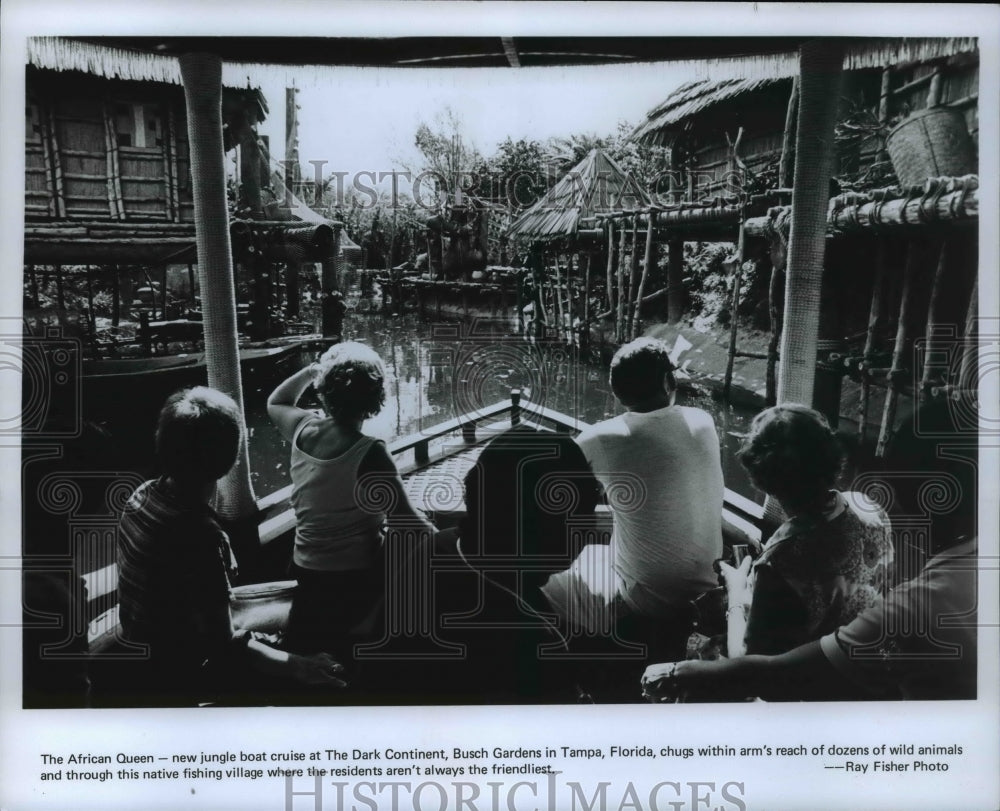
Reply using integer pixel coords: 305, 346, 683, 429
506, 148, 650, 242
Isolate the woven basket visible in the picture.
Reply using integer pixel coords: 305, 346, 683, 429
886, 107, 976, 187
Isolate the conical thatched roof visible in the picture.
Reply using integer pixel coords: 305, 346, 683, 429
507, 149, 650, 241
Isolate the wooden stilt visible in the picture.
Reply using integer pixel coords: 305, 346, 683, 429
55, 264, 65, 311
85, 265, 96, 346
919, 240, 949, 403
581, 252, 591, 352
722, 222, 746, 400
778, 76, 799, 189
765, 239, 786, 406
958, 275, 978, 393
626, 216, 641, 341
667, 239, 684, 324
857, 244, 887, 444
606, 221, 616, 314
553, 252, 566, 341
616, 222, 627, 343
112, 266, 121, 328
631, 215, 655, 341
28, 265, 40, 309
876, 241, 920, 457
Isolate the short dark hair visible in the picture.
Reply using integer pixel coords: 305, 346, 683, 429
738, 404, 844, 510
609, 337, 676, 406
156, 387, 242, 484
312, 341, 386, 424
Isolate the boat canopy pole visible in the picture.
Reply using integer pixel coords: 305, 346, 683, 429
777, 40, 844, 406
767, 39, 845, 525
179, 52, 258, 523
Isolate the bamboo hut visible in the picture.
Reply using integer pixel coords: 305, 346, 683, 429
506, 148, 650, 344
628, 37, 979, 452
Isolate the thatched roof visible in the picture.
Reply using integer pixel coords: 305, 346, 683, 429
27, 37, 265, 98
507, 149, 650, 241
631, 77, 791, 144
632, 37, 978, 144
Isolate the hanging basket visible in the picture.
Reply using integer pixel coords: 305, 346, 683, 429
886, 107, 976, 188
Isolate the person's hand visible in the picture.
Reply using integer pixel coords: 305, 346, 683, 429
292, 652, 348, 687
718, 555, 753, 608
641, 660, 726, 703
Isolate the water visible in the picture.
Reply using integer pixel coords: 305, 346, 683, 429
242, 313, 763, 503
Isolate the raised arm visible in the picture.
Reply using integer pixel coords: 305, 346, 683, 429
267, 365, 319, 442
357, 440, 437, 537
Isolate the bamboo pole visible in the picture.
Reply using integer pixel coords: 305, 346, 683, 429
631, 215, 655, 341
722, 221, 747, 400
765, 241, 785, 406
55, 265, 65, 310
553, 253, 566, 341
626, 215, 641, 341
667, 239, 684, 324
28, 265, 40, 309
167, 105, 181, 221
919, 241, 949, 402
616, 224, 627, 343
111, 266, 120, 328
878, 68, 892, 126
39, 109, 57, 218
581, 252, 591, 352
85, 265, 96, 345
876, 241, 921, 457
605, 221, 616, 315
857, 244, 887, 445
778, 76, 799, 189
47, 108, 67, 219
958, 275, 978, 393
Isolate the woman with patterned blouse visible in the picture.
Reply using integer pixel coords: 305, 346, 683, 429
721, 404, 893, 657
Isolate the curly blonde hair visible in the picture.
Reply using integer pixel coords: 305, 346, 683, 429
311, 341, 386, 424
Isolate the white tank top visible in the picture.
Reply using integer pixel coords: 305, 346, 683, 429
289, 419, 386, 571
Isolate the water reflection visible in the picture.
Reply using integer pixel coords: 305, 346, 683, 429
244, 313, 762, 503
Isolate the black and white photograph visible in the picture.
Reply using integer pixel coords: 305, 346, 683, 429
2, 3, 998, 810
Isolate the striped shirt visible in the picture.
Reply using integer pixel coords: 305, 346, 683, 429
117, 478, 235, 670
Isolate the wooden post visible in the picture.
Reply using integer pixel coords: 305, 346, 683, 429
857, 244, 887, 445
239, 105, 263, 217
606, 220, 616, 314
616, 221, 627, 343
723, 222, 746, 400
161, 265, 169, 318
167, 105, 181, 222
111, 266, 121, 328
765, 238, 786, 407
85, 265, 96, 346
919, 241, 949, 402
553, 253, 566, 342
876, 241, 921, 457
878, 68, 892, 127
581, 252, 591, 353
28, 265, 39, 309
626, 215, 641, 341
187, 263, 196, 302
285, 261, 300, 318
667, 238, 684, 324
778, 76, 800, 189
55, 265, 65, 310
631, 215, 654, 340
47, 108, 67, 219
958, 275, 978, 393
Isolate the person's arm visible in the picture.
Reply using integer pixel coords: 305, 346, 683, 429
718, 556, 753, 658
642, 640, 842, 703
357, 441, 437, 536
198, 604, 346, 687
267, 365, 320, 442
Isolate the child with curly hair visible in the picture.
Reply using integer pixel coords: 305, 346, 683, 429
268, 342, 436, 657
